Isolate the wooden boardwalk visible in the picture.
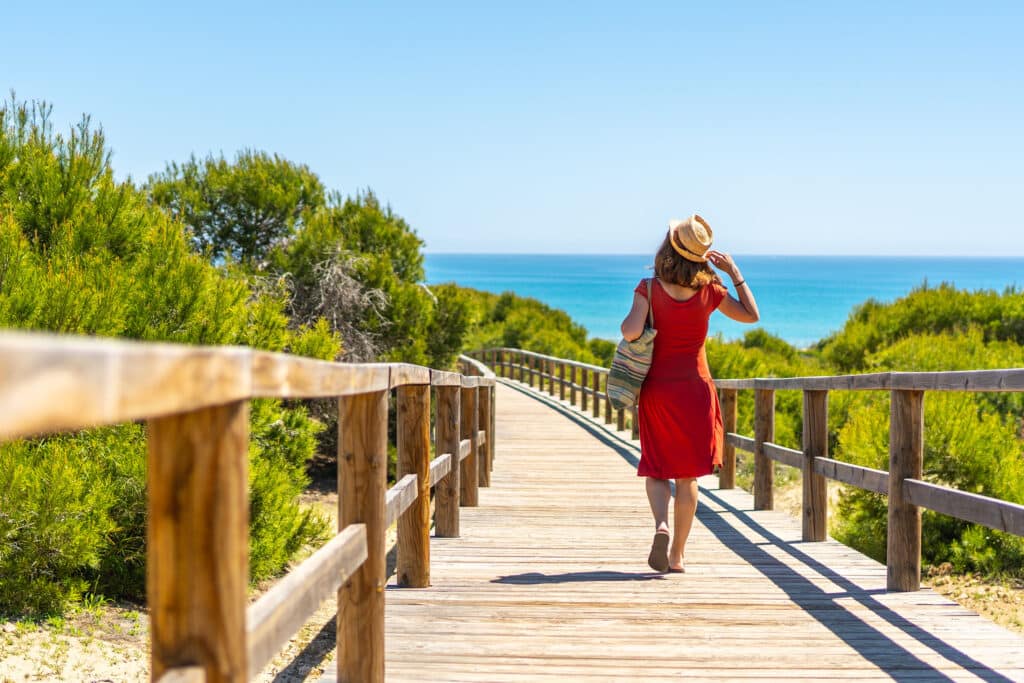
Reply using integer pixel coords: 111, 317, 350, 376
382, 381, 1024, 681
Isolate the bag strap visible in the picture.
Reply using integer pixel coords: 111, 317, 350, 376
646, 278, 655, 329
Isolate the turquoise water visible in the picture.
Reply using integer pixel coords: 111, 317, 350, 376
424, 254, 1024, 348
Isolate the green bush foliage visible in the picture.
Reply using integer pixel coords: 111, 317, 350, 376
0, 98, 335, 616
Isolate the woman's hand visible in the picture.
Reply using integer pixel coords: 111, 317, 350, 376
706, 250, 739, 280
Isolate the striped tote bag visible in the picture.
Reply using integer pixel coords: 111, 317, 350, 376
606, 279, 657, 410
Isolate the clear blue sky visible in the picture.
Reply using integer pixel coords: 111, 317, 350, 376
3, 2, 1022, 255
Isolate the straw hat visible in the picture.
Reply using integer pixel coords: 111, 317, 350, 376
668, 214, 713, 262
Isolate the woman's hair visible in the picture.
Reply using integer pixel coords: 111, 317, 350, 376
654, 233, 722, 288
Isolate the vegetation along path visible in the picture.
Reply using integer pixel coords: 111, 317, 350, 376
370, 381, 1024, 682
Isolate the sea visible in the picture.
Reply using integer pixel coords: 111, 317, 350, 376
424, 254, 1024, 349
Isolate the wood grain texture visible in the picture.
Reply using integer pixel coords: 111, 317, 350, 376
434, 385, 461, 538
0, 332, 251, 439
904, 479, 1024, 537
429, 453, 453, 487
147, 402, 249, 683
479, 385, 492, 487
580, 368, 589, 412
814, 458, 890, 495
246, 525, 367, 679
397, 384, 431, 587
337, 390, 388, 683
762, 442, 804, 469
385, 474, 419, 527
430, 369, 462, 386
458, 438, 472, 462
726, 432, 756, 453
719, 389, 738, 489
251, 352, 388, 398
558, 362, 566, 401
459, 386, 479, 507
754, 389, 776, 511
389, 363, 431, 388
802, 390, 829, 542
888, 389, 924, 592
592, 371, 601, 419
379, 382, 1024, 682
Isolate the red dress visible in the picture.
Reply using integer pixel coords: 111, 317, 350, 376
635, 278, 727, 479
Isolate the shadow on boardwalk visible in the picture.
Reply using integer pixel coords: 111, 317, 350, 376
504, 380, 1016, 682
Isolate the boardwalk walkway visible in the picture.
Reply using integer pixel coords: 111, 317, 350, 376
382, 381, 1024, 681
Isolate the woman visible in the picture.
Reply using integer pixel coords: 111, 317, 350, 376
620, 214, 760, 573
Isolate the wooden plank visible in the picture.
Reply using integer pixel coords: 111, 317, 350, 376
461, 375, 481, 388
434, 385, 461, 537
460, 386, 479, 506
727, 432, 756, 453
385, 474, 420, 527
148, 402, 249, 683
802, 390, 828, 542
814, 458, 889, 495
251, 352, 388, 398
337, 389, 388, 682
904, 479, 1024, 537
246, 525, 367, 679
754, 389, 775, 510
478, 386, 492, 488
431, 369, 463, 386
457, 354, 497, 380
429, 453, 453, 487
0, 332, 252, 440
389, 363, 431, 387
382, 383, 1024, 682
762, 442, 804, 469
888, 389, 924, 592
890, 369, 1024, 392
458, 438, 472, 461
719, 389, 737, 489
397, 384, 431, 587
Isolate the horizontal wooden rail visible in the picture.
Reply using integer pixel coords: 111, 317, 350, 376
904, 479, 1024, 536
726, 433, 756, 453
482, 346, 1024, 593
246, 524, 367, 679
814, 458, 890, 495
429, 453, 453, 487
385, 474, 419, 527
762, 442, 804, 470
0, 331, 499, 682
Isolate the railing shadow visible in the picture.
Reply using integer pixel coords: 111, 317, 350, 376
493, 571, 665, 584
501, 377, 1016, 682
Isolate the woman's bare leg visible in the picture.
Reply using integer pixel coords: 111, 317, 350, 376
645, 477, 671, 533
670, 478, 699, 568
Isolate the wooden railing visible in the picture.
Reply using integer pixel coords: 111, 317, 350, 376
473, 347, 1024, 592
0, 332, 496, 683
472, 347, 638, 437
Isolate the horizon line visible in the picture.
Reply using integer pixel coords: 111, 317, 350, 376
423, 251, 1024, 258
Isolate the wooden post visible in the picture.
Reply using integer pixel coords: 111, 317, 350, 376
337, 389, 388, 683
617, 407, 625, 431
397, 384, 431, 587
719, 388, 737, 489
754, 388, 775, 510
631, 406, 639, 440
603, 373, 612, 424
434, 385, 461, 537
148, 402, 249, 683
888, 389, 924, 591
460, 386, 479, 507
548, 359, 556, 395
478, 385, 492, 487
489, 381, 497, 471
518, 352, 526, 383
592, 371, 601, 418
570, 366, 577, 405
559, 362, 566, 401
802, 390, 828, 541
581, 368, 589, 412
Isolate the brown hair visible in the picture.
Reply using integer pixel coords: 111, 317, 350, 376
654, 233, 722, 288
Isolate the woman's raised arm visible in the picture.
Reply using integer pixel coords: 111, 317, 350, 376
707, 250, 760, 323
